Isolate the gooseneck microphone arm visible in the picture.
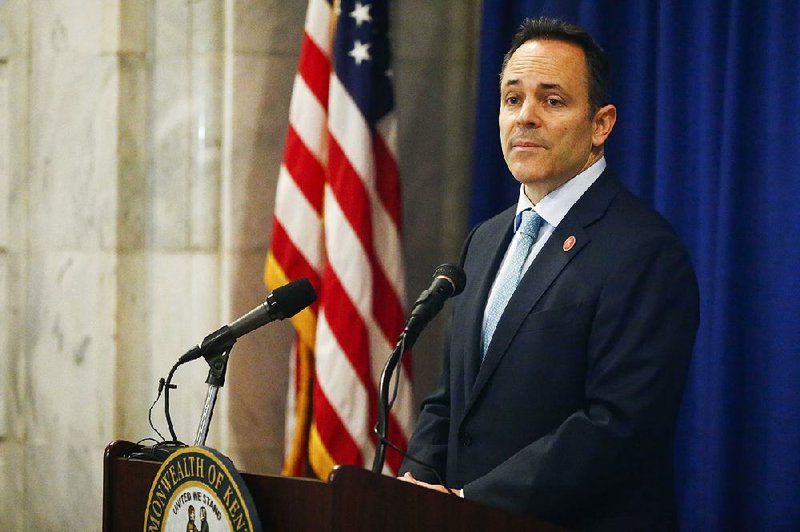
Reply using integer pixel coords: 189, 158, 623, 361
371, 264, 466, 474
193, 341, 235, 446
371, 332, 408, 474
158, 278, 317, 447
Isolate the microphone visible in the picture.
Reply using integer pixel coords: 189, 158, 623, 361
226, 277, 316, 339
181, 278, 317, 362
403, 263, 466, 347
371, 263, 465, 473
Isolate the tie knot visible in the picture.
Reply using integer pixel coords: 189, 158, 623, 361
517, 210, 543, 240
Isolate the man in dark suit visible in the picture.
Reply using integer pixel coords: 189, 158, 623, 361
398, 17, 699, 531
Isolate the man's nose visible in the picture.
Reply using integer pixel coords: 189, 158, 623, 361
516, 99, 540, 128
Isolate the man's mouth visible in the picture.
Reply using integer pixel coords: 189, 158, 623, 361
511, 140, 546, 150
509, 134, 547, 150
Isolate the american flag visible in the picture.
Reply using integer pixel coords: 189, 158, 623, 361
265, 0, 412, 478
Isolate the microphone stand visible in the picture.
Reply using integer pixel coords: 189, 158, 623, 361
193, 338, 236, 446
371, 332, 407, 474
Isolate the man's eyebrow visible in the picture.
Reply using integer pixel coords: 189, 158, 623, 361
501, 80, 565, 91
539, 82, 564, 91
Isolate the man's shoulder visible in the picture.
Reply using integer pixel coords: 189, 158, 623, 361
577, 174, 696, 284
608, 183, 683, 240
584, 170, 683, 239
471, 204, 516, 234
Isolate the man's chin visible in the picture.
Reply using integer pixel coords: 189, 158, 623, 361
510, 170, 548, 185
507, 156, 547, 177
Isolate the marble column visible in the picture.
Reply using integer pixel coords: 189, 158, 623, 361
0, 2, 28, 529
221, 0, 304, 474
21, 0, 126, 527
392, 0, 481, 409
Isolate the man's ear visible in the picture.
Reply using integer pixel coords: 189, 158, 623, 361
592, 104, 617, 147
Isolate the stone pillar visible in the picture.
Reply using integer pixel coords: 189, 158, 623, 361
0, 1, 29, 529
222, 0, 304, 474
20, 0, 126, 527
128, 0, 227, 447
393, 0, 481, 407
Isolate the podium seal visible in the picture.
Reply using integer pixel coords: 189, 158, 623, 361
143, 446, 263, 532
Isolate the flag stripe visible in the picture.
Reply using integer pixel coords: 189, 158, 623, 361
274, 167, 323, 271
284, 125, 325, 213
268, 224, 319, 301
328, 75, 375, 184
303, 0, 334, 54
288, 76, 328, 163
373, 123, 402, 227
320, 269, 374, 405
297, 34, 331, 108
315, 311, 370, 457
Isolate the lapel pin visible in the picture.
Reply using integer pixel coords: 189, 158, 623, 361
563, 235, 576, 252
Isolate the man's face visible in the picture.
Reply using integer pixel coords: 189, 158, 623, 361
499, 39, 608, 203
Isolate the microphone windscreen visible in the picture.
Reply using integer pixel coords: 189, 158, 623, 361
433, 263, 467, 296
271, 278, 317, 318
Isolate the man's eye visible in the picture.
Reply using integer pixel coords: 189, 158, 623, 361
546, 97, 564, 107
506, 96, 520, 105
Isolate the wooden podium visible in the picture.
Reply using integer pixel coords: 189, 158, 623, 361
103, 440, 562, 531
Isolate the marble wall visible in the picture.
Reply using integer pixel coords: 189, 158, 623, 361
0, 0, 480, 529
1, 2, 30, 529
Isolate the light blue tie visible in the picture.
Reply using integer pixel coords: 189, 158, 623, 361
482, 209, 543, 360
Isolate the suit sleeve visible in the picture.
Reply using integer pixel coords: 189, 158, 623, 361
463, 233, 699, 519
398, 329, 452, 483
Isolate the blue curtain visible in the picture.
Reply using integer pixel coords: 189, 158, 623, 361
471, 1, 800, 530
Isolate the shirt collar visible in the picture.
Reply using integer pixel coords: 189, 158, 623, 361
514, 157, 606, 232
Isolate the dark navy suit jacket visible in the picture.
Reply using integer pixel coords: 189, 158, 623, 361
401, 170, 699, 531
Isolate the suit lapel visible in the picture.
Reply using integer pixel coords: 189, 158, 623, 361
465, 172, 621, 412
462, 210, 515, 393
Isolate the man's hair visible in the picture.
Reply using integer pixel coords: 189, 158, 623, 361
500, 17, 610, 116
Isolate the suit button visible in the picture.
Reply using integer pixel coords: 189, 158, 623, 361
462, 435, 472, 447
